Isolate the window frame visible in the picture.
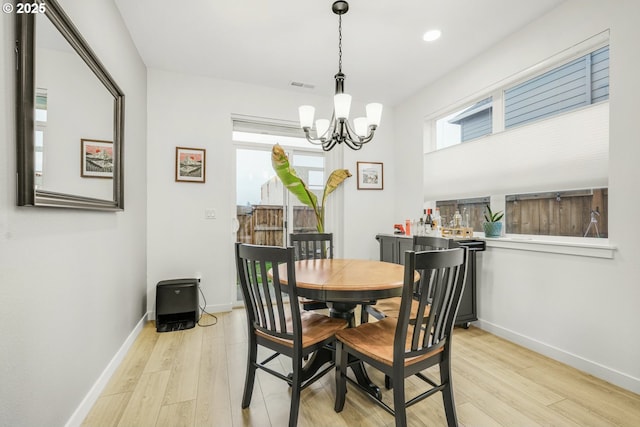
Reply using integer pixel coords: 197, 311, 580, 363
428, 32, 609, 154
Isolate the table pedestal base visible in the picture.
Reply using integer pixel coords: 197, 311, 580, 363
298, 301, 382, 400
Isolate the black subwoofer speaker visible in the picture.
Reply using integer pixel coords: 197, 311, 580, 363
155, 278, 199, 332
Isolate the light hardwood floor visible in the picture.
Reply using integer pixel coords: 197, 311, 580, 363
82, 309, 640, 427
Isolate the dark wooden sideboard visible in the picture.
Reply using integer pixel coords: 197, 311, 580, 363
375, 234, 485, 328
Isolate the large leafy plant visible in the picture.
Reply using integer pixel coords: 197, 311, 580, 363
271, 144, 351, 233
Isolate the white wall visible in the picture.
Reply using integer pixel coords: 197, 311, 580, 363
146, 69, 397, 315
394, 0, 640, 392
0, 0, 148, 425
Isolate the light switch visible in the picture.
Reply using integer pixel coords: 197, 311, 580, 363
205, 208, 216, 219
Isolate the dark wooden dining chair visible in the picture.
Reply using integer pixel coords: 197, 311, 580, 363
364, 235, 457, 321
289, 232, 333, 311
235, 243, 348, 427
334, 247, 468, 427
290, 232, 333, 260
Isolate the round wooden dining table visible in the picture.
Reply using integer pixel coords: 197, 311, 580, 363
276, 258, 410, 399
277, 258, 406, 319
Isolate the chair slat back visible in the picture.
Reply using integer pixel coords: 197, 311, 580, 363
413, 235, 458, 251
412, 235, 457, 304
396, 248, 467, 361
235, 243, 301, 342
290, 232, 333, 260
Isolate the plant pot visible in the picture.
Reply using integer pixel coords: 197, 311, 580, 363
483, 222, 503, 238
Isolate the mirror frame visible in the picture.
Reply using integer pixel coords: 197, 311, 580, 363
16, 0, 125, 210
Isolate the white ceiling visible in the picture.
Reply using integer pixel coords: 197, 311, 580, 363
114, 0, 565, 107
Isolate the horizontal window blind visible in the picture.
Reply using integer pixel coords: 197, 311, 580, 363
231, 114, 304, 138
424, 102, 609, 201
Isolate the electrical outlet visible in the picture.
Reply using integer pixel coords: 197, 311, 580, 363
205, 208, 216, 219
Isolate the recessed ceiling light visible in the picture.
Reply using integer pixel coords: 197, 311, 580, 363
423, 29, 442, 42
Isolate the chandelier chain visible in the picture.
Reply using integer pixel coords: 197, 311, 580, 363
338, 14, 342, 73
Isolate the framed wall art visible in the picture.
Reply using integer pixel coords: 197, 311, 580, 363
81, 139, 113, 178
356, 161, 383, 190
176, 147, 206, 183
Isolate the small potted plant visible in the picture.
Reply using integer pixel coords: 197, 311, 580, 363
483, 205, 504, 238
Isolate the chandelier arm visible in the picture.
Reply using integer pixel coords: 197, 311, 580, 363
355, 126, 377, 145
341, 119, 360, 143
344, 140, 364, 150
344, 118, 374, 145
323, 137, 338, 151
302, 128, 327, 145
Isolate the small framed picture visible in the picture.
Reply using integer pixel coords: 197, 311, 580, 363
357, 161, 383, 190
81, 139, 113, 178
176, 147, 206, 183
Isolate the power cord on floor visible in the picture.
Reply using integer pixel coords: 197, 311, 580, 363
197, 281, 218, 327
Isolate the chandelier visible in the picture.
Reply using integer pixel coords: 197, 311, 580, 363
298, 1, 383, 151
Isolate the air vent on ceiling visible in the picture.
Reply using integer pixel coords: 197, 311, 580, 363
290, 81, 315, 89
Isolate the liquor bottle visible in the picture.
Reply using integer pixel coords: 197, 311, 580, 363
432, 208, 441, 236
453, 210, 462, 228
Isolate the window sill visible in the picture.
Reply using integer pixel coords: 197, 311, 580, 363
479, 234, 615, 259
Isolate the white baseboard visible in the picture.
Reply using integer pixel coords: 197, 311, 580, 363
65, 312, 149, 427
475, 319, 640, 394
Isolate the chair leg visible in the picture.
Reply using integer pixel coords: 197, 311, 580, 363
392, 374, 406, 427
360, 304, 369, 324
439, 358, 459, 427
365, 304, 387, 321
288, 355, 303, 427
242, 335, 258, 408
385, 374, 393, 389
334, 341, 347, 412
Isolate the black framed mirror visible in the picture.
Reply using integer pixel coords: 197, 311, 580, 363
16, 0, 125, 210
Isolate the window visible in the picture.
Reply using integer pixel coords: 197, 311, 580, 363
34, 88, 47, 187
505, 46, 609, 129
436, 197, 490, 232
505, 188, 607, 238
425, 34, 610, 243
232, 116, 325, 304
432, 43, 609, 152
436, 97, 492, 149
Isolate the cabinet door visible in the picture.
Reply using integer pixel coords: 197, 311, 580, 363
378, 236, 397, 263
397, 238, 413, 265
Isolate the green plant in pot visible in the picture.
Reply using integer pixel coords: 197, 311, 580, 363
271, 144, 351, 233
483, 205, 504, 238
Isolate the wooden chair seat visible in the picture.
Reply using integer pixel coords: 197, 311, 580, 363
257, 311, 347, 348
335, 317, 443, 367
369, 297, 430, 319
